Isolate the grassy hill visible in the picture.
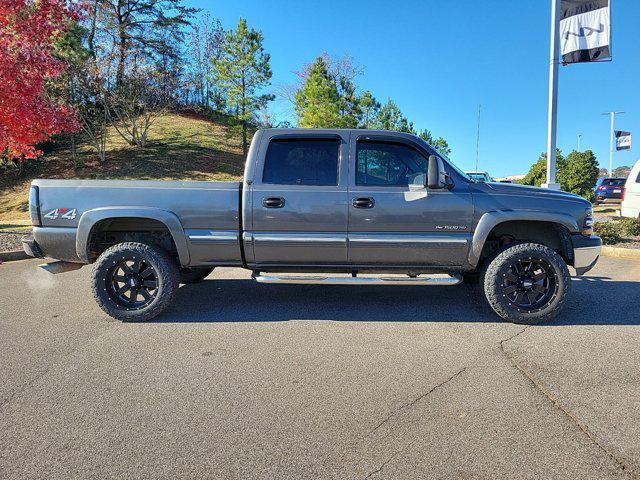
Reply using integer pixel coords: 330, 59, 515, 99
0, 111, 246, 228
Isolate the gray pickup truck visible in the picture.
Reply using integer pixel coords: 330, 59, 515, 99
23, 128, 601, 324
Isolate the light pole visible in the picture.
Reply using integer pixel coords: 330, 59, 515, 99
602, 111, 624, 176
475, 104, 482, 172
543, 0, 561, 189
577, 134, 582, 151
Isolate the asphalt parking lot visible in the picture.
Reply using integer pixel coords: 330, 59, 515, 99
1, 255, 640, 479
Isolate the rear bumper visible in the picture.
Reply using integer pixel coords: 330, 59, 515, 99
22, 227, 82, 263
21, 235, 44, 258
572, 234, 602, 276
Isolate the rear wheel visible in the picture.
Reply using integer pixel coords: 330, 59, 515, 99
91, 242, 179, 322
481, 242, 570, 324
179, 266, 214, 284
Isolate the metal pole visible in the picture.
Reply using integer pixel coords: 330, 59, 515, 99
577, 134, 582, 151
609, 112, 614, 176
544, 0, 561, 189
602, 111, 624, 176
475, 104, 481, 172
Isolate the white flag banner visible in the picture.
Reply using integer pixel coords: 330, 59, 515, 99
560, 0, 611, 64
615, 131, 631, 151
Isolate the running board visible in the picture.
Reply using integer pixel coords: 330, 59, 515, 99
252, 273, 463, 286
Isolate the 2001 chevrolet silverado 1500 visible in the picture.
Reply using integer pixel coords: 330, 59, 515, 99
22, 128, 601, 324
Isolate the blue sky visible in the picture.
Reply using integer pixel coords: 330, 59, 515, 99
186, 0, 639, 177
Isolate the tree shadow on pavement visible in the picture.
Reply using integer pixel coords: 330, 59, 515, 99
154, 275, 640, 325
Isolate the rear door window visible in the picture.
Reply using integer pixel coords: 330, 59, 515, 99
262, 138, 340, 186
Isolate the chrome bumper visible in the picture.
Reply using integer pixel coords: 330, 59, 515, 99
572, 235, 602, 276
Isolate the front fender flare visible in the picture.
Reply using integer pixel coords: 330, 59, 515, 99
468, 210, 579, 268
76, 207, 190, 266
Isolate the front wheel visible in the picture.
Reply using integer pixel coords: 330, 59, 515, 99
91, 242, 179, 322
481, 243, 570, 324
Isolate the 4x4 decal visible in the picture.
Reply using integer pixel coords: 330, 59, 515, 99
44, 208, 77, 220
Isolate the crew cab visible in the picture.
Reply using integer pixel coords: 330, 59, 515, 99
23, 129, 601, 324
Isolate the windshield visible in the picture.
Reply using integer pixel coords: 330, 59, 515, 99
441, 156, 472, 181
467, 173, 487, 182
415, 136, 471, 181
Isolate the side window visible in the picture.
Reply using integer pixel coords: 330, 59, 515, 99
636, 171, 640, 184
356, 140, 428, 187
262, 138, 340, 186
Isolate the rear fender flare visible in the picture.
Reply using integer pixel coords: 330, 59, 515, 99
468, 210, 579, 268
76, 207, 190, 266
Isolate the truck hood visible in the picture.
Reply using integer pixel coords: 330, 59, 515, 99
477, 181, 590, 205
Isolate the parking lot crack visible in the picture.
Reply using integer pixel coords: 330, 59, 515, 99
500, 327, 639, 479
363, 440, 416, 479
367, 367, 467, 437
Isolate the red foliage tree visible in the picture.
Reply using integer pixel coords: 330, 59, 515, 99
0, 0, 81, 161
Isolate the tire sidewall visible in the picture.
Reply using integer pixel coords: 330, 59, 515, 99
481, 243, 571, 324
92, 242, 179, 322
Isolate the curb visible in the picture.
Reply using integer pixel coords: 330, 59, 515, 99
0, 250, 30, 263
601, 245, 640, 260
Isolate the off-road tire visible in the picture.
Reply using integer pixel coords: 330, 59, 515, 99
179, 266, 214, 284
92, 242, 179, 322
481, 242, 570, 324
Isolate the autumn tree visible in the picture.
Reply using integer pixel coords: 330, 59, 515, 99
0, 0, 80, 166
212, 18, 274, 155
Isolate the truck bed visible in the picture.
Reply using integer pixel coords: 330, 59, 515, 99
32, 179, 243, 265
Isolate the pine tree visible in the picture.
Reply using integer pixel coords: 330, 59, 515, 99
358, 90, 379, 129
371, 99, 414, 133
295, 57, 343, 128
212, 18, 273, 155
95, 0, 196, 89
418, 129, 451, 156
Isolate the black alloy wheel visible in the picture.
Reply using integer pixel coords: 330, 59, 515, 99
106, 258, 159, 310
481, 242, 571, 324
500, 258, 557, 313
92, 242, 179, 322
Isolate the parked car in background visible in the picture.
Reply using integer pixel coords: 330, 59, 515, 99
621, 160, 640, 218
594, 177, 627, 204
465, 171, 494, 183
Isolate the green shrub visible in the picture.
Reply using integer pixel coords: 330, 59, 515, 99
618, 217, 640, 237
593, 221, 622, 245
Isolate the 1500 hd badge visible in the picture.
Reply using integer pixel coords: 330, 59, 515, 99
44, 208, 78, 220
435, 225, 467, 230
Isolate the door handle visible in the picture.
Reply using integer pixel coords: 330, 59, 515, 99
352, 197, 375, 209
262, 197, 285, 208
